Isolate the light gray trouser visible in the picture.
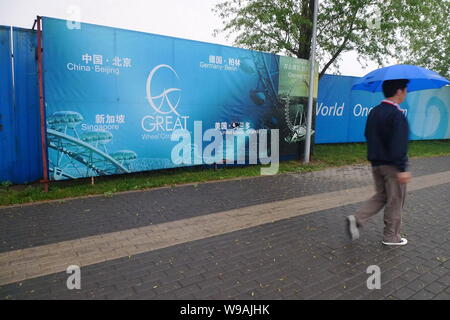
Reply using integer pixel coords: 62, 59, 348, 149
354, 165, 406, 243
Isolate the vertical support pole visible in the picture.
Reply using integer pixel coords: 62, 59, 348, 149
304, 0, 319, 164
37, 16, 49, 192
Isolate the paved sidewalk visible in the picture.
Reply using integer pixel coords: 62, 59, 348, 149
1, 156, 450, 300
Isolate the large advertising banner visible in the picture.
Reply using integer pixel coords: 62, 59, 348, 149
42, 17, 318, 180
316, 74, 450, 143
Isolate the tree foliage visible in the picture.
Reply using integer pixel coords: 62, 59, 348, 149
213, 0, 450, 79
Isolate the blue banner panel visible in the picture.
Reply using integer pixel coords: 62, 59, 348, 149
314, 74, 354, 143
406, 87, 450, 140
42, 17, 316, 180
316, 74, 450, 143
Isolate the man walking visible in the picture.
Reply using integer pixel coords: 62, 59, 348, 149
347, 79, 411, 246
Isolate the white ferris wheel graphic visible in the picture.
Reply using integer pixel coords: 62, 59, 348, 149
146, 64, 182, 116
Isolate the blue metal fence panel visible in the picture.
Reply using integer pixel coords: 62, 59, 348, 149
0, 26, 15, 183
12, 27, 42, 183
0, 26, 41, 184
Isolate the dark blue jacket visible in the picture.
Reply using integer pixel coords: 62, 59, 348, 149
365, 102, 409, 172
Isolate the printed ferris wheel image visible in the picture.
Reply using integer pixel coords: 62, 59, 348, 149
46, 111, 137, 180
243, 51, 314, 143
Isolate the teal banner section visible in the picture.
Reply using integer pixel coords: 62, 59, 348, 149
42, 17, 315, 180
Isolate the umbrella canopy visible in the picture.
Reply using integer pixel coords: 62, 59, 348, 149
351, 64, 450, 92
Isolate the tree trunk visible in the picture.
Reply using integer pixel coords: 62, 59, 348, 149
297, 0, 315, 60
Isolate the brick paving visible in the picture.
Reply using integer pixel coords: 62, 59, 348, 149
0, 156, 450, 300
1, 156, 449, 252
1, 170, 449, 287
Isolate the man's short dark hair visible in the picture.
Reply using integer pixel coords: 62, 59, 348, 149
382, 79, 410, 98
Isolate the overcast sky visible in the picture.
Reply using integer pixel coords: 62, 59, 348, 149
0, 0, 385, 77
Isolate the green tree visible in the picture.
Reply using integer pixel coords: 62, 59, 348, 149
213, 0, 450, 79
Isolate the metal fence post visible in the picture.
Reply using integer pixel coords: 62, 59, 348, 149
37, 16, 49, 192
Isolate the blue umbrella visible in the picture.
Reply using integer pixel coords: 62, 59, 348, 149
351, 64, 450, 92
